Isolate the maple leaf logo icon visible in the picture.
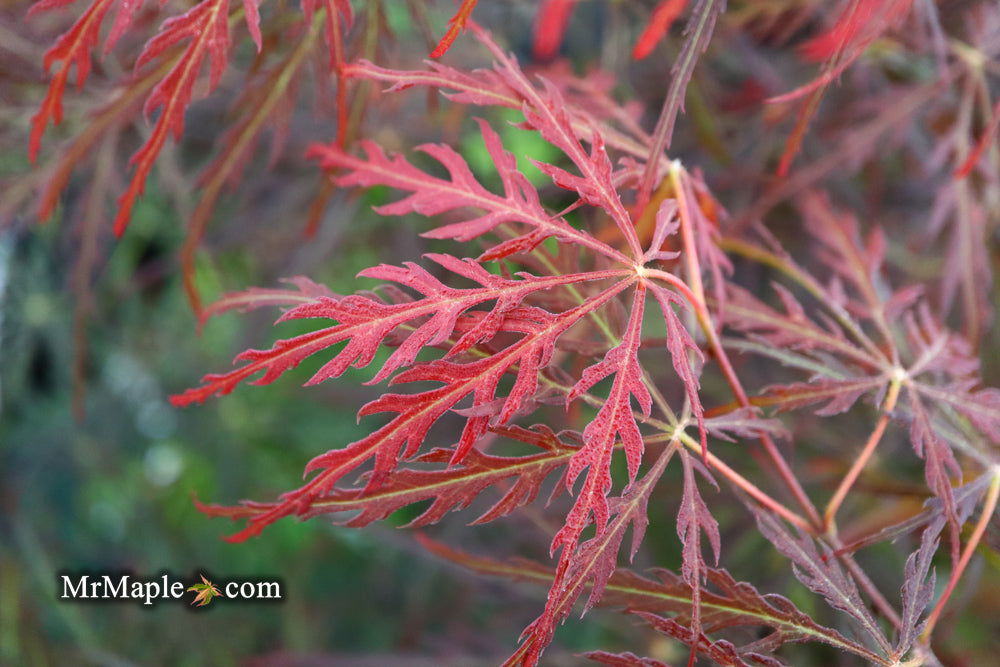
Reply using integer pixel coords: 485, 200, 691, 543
187, 574, 223, 607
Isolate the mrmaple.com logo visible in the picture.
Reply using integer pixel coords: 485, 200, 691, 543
58, 572, 282, 607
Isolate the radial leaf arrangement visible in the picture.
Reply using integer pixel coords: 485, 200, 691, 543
20, 0, 1000, 665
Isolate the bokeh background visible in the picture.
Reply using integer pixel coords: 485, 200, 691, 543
2, 1, 999, 665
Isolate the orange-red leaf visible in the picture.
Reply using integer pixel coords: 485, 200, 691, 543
632, 0, 688, 61
200, 426, 579, 529
112, 0, 262, 236
430, 0, 478, 58
532, 0, 577, 61
28, 0, 120, 162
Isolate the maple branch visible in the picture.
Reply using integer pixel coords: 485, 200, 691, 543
920, 468, 1000, 641
669, 162, 706, 308
823, 374, 903, 532
647, 182, 824, 531
675, 430, 813, 534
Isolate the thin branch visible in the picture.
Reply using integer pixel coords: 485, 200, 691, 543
824, 375, 903, 531
920, 469, 1000, 641
676, 431, 814, 534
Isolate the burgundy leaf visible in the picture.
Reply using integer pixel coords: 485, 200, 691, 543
631, 611, 752, 667
675, 448, 721, 661
416, 535, 887, 664
751, 507, 892, 655
309, 121, 630, 264
651, 284, 707, 452
583, 650, 668, 667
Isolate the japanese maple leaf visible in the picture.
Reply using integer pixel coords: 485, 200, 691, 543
175, 28, 710, 664
27, 0, 147, 162
111, 0, 262, 236
771, 0, 916, 176
27, 0, 327, 237
187, 574, 223, 607
724, 193, 999, 557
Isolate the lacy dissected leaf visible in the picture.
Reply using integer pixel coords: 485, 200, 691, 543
675, 448, 720, 649
751, 508, 892, 656
309, 120, 630, 264
27, 0, 145, 161
722, 200, 906, 417
561, 284, 651, 544
520, 441, 675, 665
417, 535, 885, 664
630, 612, 754, 667
111, 0, 263, 236
468, 26, 644, 258
173, 256, 629, 404
198, 425, 580, 528
583, 651, 667, 667
176, 272, 636, 540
